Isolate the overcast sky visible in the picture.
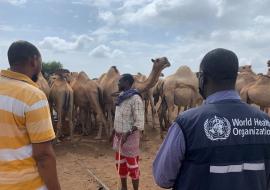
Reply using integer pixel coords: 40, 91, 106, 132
0, 0, 270, 77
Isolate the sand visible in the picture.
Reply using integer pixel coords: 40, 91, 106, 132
55, 124, 167, 190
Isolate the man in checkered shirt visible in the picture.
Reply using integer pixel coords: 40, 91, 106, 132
110, 74, 144, 190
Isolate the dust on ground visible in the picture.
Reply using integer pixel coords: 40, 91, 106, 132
55, 122, 165, 190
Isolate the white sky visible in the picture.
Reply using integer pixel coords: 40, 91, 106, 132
0, 0, 270, 77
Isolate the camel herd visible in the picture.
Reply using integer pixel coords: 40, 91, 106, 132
36, 59, 270, 141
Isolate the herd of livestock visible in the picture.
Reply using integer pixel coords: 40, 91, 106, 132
35, 58, 270, 141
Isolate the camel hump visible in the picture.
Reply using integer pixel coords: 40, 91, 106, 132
78, 71, 89, 81
175, 66, 193, 77
172, 66, 198, 88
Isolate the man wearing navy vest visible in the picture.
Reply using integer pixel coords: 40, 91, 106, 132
153, 48, 270, 190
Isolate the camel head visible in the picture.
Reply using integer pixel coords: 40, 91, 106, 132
110, 66, 119, 73
267, 60, 270, 67
238, 65, 252, 73
48, 74, 60, 87
107, 66, 120, 77
151, 57, 171, 73
52, 69, 70, 83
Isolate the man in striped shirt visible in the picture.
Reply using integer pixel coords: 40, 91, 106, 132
0, 41, 61, 190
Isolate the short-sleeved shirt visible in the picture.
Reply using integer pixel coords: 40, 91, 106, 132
0, 70, 55, 190
114, 94, 144, 133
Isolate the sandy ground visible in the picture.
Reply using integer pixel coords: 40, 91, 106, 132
55, 120, 166, 190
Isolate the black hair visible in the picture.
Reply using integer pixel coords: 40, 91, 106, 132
7, 40, 40, 66
121, 73, 134, 86
200, 48, 239, 84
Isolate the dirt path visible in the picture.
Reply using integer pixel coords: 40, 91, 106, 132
55, 125, 166, 190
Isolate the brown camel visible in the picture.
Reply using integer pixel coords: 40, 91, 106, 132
100, 57, 171, 133
236, 65, 257, 94
133, 72, 157, 128
36, 72, 50, 98
98, 66, 121, 134
68, 71, 107, 139
49, 71, 74, 142
158, 66, 199, 138
241, 74, 270, 111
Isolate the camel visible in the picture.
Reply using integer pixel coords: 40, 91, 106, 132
36, 72, 50, 98
133, 72, 157, 128
99, 57, 171, 134
236, 65, 257, 94
49, 70, 74, 142
158, 66, 199, 138
98, 66, 121, 134
240, 74, 270, 111
68, 71, 107, 139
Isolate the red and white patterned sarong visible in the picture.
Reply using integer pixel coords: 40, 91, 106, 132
115, 152, 140, 180
113, 130, 141, 179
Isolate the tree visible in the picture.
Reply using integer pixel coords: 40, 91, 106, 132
42, 61, 63, 77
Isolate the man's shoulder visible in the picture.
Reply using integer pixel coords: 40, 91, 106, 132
180, 105, 205, 117
130, 94, 143, 102
1, 76, 45, 99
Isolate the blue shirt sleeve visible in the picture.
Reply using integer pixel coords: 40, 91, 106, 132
152, 122, 186, 188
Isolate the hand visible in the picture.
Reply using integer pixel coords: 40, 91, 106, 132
121, 132, 130, 146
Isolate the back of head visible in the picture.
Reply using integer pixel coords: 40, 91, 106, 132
200, 48, 239, 84
121, 73, 134, 86
8, 40, 40, 66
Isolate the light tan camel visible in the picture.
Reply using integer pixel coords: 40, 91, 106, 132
100, 57, 171, 133
68, 71, 107, 139
241, 74, 270, 111
49, 71, 74, 142
236, 65, 257, 94
36, 72, 50, 98
158, 66, 199, 138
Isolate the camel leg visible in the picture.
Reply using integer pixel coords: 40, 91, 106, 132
80, 109, 88, 135
68, 103, 74, 142
165, 96, 175, 126
158, 99, 167, 139
149, 97, 156, 128
94, 113, 106, 140
68, 118, 73, 142
145, 100, 149, 123
108, 106, 113, 135
56, 109, 62, 142
94, 104, 108, 140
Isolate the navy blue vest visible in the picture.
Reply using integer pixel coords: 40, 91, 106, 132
174, 99, 270, 190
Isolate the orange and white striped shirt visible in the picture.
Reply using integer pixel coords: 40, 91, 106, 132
0, 70, 55, 190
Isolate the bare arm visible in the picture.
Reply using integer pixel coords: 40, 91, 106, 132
33, 141, 61, 190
